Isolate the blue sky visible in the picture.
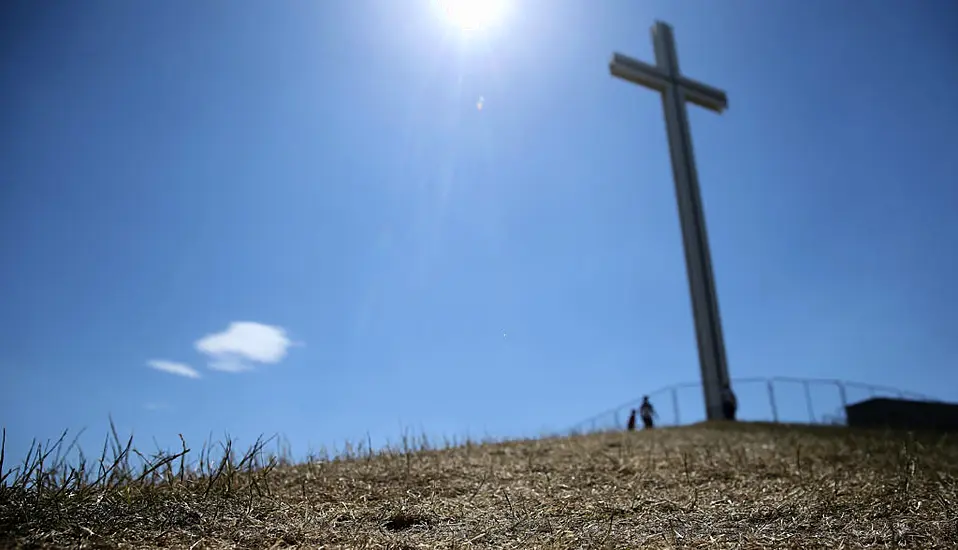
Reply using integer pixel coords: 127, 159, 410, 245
2, 0, 957, 462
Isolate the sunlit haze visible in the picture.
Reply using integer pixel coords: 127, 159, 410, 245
436, 0, 507, 32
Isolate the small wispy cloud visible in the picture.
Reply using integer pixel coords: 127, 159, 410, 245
147, 359, 201, 379
195, 321, 296, 373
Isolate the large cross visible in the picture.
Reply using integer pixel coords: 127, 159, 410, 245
609, 21, 732, 421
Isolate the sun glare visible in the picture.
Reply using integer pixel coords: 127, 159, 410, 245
438, 0, 506, 32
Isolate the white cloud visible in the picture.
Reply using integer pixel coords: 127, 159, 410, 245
195, 321, 294, 373
147, 359, 201, 379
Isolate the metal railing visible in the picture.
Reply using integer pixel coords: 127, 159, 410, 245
568, 377, 940, 434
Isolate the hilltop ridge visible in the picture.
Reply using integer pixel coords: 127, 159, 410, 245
2, 422, 956, 548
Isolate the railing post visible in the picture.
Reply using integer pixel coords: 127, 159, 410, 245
672, 388, 680, 426
837, 381, 848, 410
614, 410, 620, 430
768, 380, 779, 423
804, 380, 815, 423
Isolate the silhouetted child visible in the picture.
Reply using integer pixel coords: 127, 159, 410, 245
721, 385, 737, 421
639, 396, 656, 429
627, 409, 637, 431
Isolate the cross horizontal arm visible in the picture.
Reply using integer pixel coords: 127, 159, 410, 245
609, 53, 729, 114
680, 79, 728, 114
610, 53, 670, 91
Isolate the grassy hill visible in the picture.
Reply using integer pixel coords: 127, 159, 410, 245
2, 421, 956, 548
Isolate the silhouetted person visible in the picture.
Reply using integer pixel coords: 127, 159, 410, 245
721, 385, 737, 421
627, 409, 637, 431
639, 396, 656, 429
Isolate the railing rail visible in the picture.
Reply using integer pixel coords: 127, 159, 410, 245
568, 376, 940, 434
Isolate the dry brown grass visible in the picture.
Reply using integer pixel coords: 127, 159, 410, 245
2, 421, 957, 549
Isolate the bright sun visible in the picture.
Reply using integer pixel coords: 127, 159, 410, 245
437, 0, 506, 32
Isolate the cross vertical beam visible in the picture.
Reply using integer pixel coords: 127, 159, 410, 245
610, 21, 732, 421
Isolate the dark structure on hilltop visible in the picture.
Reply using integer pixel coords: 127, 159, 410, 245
845, 397, 958, 432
